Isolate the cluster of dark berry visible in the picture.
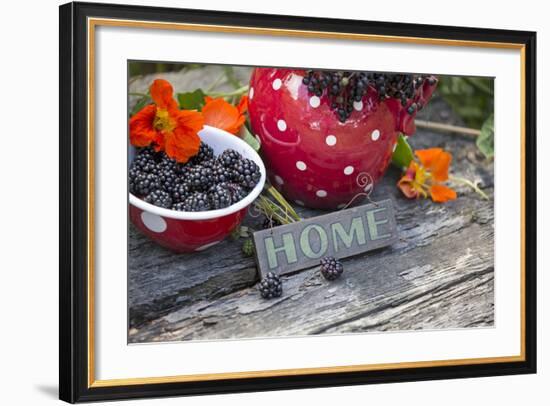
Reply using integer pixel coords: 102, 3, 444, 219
302, 70, 436, 122
129, 143, 261, 212
320, 256, 344, 281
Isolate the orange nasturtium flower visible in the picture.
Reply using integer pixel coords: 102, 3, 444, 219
130, 79, 204, 163
202, 95, 248, 135
397, 148, 457, 203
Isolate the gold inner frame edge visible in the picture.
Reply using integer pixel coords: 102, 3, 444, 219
86, 17, 527, 388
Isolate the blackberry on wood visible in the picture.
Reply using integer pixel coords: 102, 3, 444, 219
320, 256, 344, 281
259, 272, 283, 299
144, 189, 172, 209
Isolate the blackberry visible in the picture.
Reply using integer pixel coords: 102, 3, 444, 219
187, 164, 214, 191
144, 189, 172, 209
156, 156, 179, 193
171, 202, 186, 211
182, 192, 211, 212
172, 181, 192, 203
320, 256, 344, 281
209, 162, 234, 184
218, 149, 243, 167
259, 272, 283, 299
132, 147, 159, 173
208, 183, 233, 209
131, 172, 160, 196
225, 182, 248, 203
191, 141, 214, 164
232, 158, 261, 189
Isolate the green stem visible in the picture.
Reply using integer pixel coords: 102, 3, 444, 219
449, 175, 490, 200
208, 85, 249, 98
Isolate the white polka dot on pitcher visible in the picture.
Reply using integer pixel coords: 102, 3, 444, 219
309, 96, 321, 108
274, 175, 284, 185
344, 166, 354, 175
353, 100, 363, 111
272, 78, 282, 90
371, 129, 381, 141
249, 87, 254, 100
325, 135, 337, 146
296, 161, 307, 171
277, 119, 287, 131
316, 190, 327, 198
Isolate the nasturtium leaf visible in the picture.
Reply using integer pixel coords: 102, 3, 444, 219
476, 114, 494, 159
239, 125, 261, 152
177, 89, 206, 111
391, 133, 414, 169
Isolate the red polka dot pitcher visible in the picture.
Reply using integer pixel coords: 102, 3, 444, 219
248, 68, 437, 210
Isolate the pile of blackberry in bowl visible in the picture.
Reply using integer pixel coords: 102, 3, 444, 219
130, 142, 262, 212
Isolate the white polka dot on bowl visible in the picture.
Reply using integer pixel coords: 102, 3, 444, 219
141, 212, 167, 233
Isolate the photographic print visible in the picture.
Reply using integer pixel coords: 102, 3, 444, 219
60, 3, 535, 401
127, 62, 495, 343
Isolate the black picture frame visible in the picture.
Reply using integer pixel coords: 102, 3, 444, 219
59, 1, 537, 403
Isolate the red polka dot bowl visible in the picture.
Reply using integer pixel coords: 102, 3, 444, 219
129, 125, 266, 253
248, 68, 436, 210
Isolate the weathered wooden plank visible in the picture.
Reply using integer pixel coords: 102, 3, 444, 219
129, 207, 493, 342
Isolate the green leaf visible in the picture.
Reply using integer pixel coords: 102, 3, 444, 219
391, 134, 414, 169
130, 96, 151, 117
177, 89, 206, 110
239, 125, 260, 152
477, 114, 494, 158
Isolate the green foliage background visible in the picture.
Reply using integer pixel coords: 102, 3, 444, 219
436, 76, 494, 158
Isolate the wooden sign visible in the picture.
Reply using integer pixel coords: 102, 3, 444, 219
253, 199, 398, 277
